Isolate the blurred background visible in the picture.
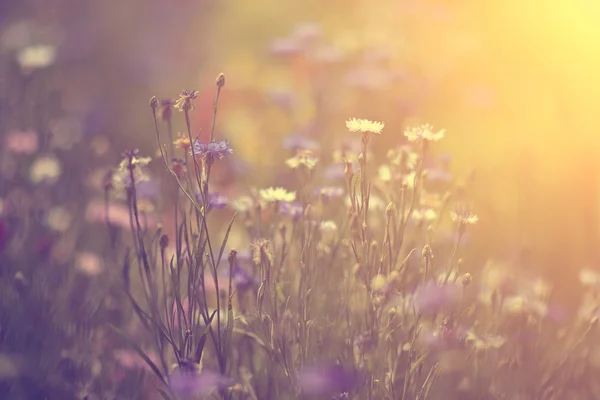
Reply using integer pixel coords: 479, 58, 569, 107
2, 0, 600, 303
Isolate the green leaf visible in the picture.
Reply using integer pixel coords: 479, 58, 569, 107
108, 323, 168, 387
157, 388, 173, 400
216, 213, 237, 268
194, 309, 218, 363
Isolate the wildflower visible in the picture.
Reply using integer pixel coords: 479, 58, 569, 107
345, 118, 384, 135
378, 165, 393, 182
30, 155, 62, 184
46, 206, 72, 232
449, 207, 479, 225
292, 21, 323, 42
268, 89, 297, 110
579, 268, 600, 287
281, 133, 320, 151
279, 201, 303, 219
259, 187, 296, 203
318, 186, 344, 202
114, 349, 160, 371
251, 238, 273, 265
298, 364, 356, 395
371, 274, 387, 293
465, 331, 506, 350
170, 368, 234, 398
199, 192, 228, 210
412, 208, 438, 223
74, 252, 103, 276
171, 158, 187, 177
173, 133, 192, 151
268, 37, 302, 57
403, 171, 417, 189
174, 89, 199, 112
404, 124, 445, 142
311, 44, 345, 63
49, 117, 83, 150
5, 130, 38, 154
231, 196, 254, 213
222, 263, 255, 289
191, 139, 233, 165
414, 281, 461, 316
17, 44, 56, 71
285, 150, 319, 170
111, 150, 152, 193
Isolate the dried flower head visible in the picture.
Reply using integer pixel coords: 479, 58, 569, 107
251, 238, 273, 265
174, 133, 192, 151
345, 118, 384, 135
404, 124, 445, 142
259, 187, 296, 203
174, 89, 199, 112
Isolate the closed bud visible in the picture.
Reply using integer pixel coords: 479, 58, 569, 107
149, 96, 159, 109
461, 273, 472, 287
385, 202, 395, 217
227, 249, 238, 264
422, 244, 433, 259
159, 234, 169, 249
216, 73, 226, 88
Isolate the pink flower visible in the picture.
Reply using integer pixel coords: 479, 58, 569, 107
5, 130, 38, 154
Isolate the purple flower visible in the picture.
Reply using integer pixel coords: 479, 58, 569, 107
191, 139, 233, 165
424, 167, 452, 182
280, 201, 303, 219
323, 164, 345, 181
318, 186, 345, 202
268, 37, 303, 57
221, 263, 256, 289
414, 281, 461, 316
170, 369, 234, 398
268, 89, 297, 110
208, 192, 228, 209
282, 134, 320, 151
299, 364, 357, 395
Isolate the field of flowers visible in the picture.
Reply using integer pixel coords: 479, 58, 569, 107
3, 1, 600, 399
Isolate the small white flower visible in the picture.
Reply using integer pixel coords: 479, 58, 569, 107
17, 44, 56, 70
30, 155, 61, 184
346, 118, 385, 135
46, 206, 72, 232
404, 124, 445, 142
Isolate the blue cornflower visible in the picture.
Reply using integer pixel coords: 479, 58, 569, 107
191, 139, 233, 165
195, 192, 228, 212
